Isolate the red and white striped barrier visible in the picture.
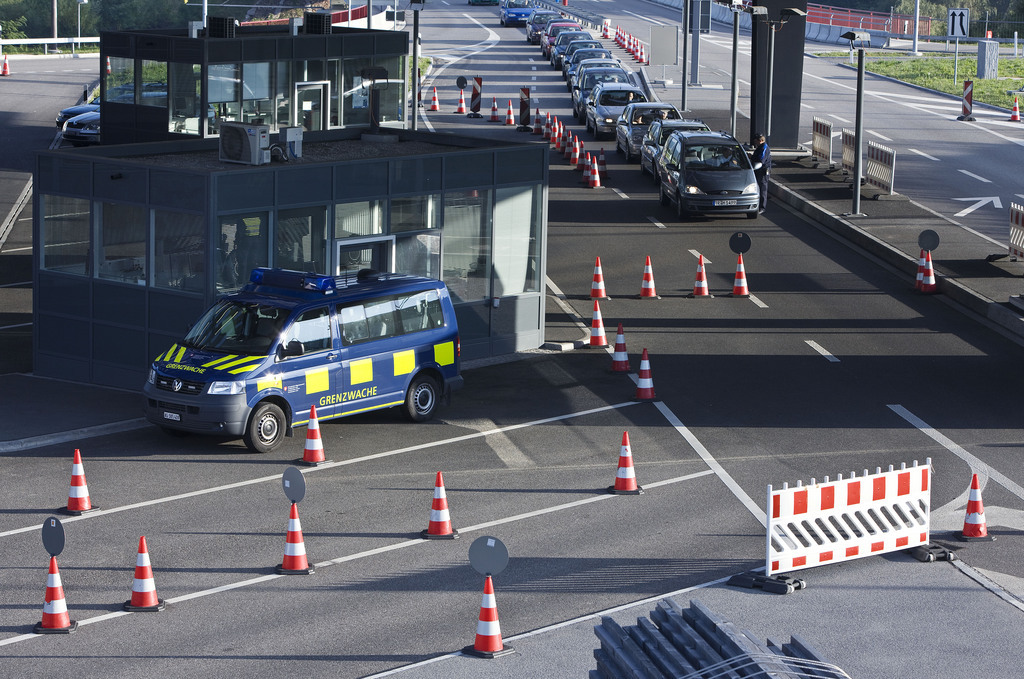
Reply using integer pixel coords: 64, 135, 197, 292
957, 79, 976, 121
865, 141, 896, 195
1008, 202, 1024, 261
811, 116, 833, 167
767, 459, 931, 576
840, 128, 857, 176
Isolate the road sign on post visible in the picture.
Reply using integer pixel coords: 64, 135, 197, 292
947, 8, 970, 37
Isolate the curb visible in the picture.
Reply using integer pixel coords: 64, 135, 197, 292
0, 418, 149, 453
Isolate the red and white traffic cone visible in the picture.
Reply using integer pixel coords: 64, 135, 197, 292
609, 431, 642, 494
590, 300, 608, 347
489, 97, 500, 122
544, 112, 552, 140
455, 89, 467, 114
105, 56, 111, 75
610, 323, 630, 373
505, 100, 515, 125
276, 502, 315, 574
35, 556, 77, 634
688, 254, 713, 298
1010, 96, 1021, 122
421, 471, 459, 539
570, 136, 580, 168
577, 141, 588, 171
591, 256, 609, 299
533, 107, 543, 134
553, 121, 563, 152
638, 43, 647, 65
429, 87, 441, 112
63, 449, 96, 515
581, 152, 592, 181
730, 253, 750, 297
915, 249, 926, 290
634, 349, 655, 400
463, 576, 514, 658
589, 156, 602, 188
598, 148, 608, 180
0, 55, 10, 77
299, 404, 328, 466
564, 132, 575, 160
124, 536, 166, 612
918, 250, 937, 294
960, 473, 994, 541
639, 255, 659, 299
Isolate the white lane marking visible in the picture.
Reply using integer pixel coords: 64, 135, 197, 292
831, 115, 851, 123
867, 130, 892, 141
687, 249, 710, 263
748, 294, 768, 309
958, 169, 991, 183
654, 401, 766, 526
647, 216, 666, 229
612, 188, 629, 199
888, 404, 1024, 502
908, 148, 940, 161
461, 417, 536, 468
0, 468, 717, 648
805, 340, 840, 362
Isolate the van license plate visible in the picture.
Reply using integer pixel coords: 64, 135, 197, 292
163, 412, 181, 421
714, 199, 737, 206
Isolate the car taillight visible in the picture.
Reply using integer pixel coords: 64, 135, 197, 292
456, 336, 461, 358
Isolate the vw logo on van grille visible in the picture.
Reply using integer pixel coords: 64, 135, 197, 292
172, 379, 183, 392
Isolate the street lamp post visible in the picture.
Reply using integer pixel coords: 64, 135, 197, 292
841, 31, 869, 216
729, 0, 741, 138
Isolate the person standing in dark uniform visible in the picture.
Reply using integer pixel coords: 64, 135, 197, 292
751, 132, 771, 214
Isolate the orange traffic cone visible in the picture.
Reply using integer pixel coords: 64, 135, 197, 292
960, 473, 994, 541
105, 56, 111, 75
590, 155, 603, 188
1010, 97, 1021, 122
730, 253, 749, 297
634, 348, 655, 400
276, 502, 315, 574
463, 576, 514, 658
299, 405, 328, 466
570, 136, 580, 168
576, 141, 587, 171
639, 255, 659, 299
533, 108, 543, 134
638, 43, 647, 65
1, 55, 10, 77
597, 148, 608, 180
35, 556, 77, 634
564, 132, 575, 160
609, 431, 642, 494
581, 152, 592, 181
63, 449, 96, 515
688, 254, 713, 298
489, 97, 500, 122
543, 112, 552, 139
429, 87, 440, 111
914, 249, 926, 290
610, 323, 630, 373
505, 100, 515, 125
421, 471, 459, 539
124, 536, 166, 612
591, 256, 609, 299
590, 300, 608, 347
919, 250, 937, 294
553, 121, 563, 151
455, 89, 467, 114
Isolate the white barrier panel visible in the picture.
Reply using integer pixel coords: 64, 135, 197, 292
1009, 203, 1024, 261
865, 141, 896, 195
766, 459, 931, 576
840, 128, 856, 175
811, 117, 833, 166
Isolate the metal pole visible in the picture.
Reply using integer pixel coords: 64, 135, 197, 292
852, 48, 865, 216
911, 0, 921, 55
411, 8, 419, 131
368, 0, 373, 30
730, 9, 739, 137
765, 25, 775, 139
681, 0, 689, 111
689, 0, 700, 86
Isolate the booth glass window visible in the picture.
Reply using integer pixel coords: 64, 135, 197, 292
218, 212, 269, 293
396, 234, 440, 279
275, 62, 293, 128
208, 63, 240, 132
276, 206, 328, 274
140, 60, 168, 108
153, 210, 205, 292
342, 58, 372, 127
442, 190, 492, 304
169, 63, 202, 134
493, 185, 541, 296
375, 56, 406, 124
40, 195, 90, 276
335, 200, 383, 239
391, 195, 438, 233
106, 57, 135, 103
242, 62, 273, 125
97, 202, 147, 285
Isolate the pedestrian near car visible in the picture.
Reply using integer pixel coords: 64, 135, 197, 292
751, 133, 771, 213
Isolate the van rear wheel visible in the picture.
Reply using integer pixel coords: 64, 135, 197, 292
243, 401, 286, 453
405, 375, 440, 422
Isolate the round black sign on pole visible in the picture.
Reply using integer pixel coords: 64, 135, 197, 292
468, 535, 509, 576
729, 232, 752, 255
42, 516, 66, 557
282, 466, 306, 504
456, 75, 468, 91
918, 229, 940, 252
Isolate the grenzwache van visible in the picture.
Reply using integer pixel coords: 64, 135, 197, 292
144, 268, 463, 452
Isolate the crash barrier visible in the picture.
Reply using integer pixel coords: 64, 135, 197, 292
592, 598, 851, 679
840, 128, 856, 175
811, 117, 833, 167
1009, 202, 1024, 260
767, 459, 931, 576
864, 141, 896, 195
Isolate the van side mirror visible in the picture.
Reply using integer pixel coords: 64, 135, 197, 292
279, 339, 305, 359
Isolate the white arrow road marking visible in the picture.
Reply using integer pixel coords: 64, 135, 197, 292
958, 169, 991, 183
953, 196, 1003, 217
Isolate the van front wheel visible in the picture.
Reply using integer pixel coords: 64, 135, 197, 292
405, 375, 440, 422
244, 402, 286, 453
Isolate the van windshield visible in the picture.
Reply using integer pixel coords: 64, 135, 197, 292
183, 300, 289, 354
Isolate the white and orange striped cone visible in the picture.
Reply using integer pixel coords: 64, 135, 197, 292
429, 87, 441, 112
123, 536, 166, 612
914, 249, 926, 290
919, 250, 937, 294
0, 55, 10, 77
1010, 97, 1021, 122
63, 448, 97, 515
610, 323, 630, 373
564, 131, 574, 160
276, 502, 315, 574
489, 96, 500, 122
581, 152, 592, 181
608, 431, 643, 494
639, 255, 659, 299
570, 136, 580, 168
590, 300, 608, 347
638, 43, 647, 65
634, 348, 655, 400
421, 471, 459, 539
553, 121, 563, 151
505, 100, 515, 125
105, 56, 111, 75
597, 148, 608, 180
591, 256, 609, 299
688, 254, 713, 298
729, 253, 750, 297
455, 89, 467, 114
590, 156, 603, 188
297, 404, 328, 466
532, 107, 543, 134
960, 473, 994, 541
463, 576, 514, 658
35, 556, 77, 634
544, 113, 553, 140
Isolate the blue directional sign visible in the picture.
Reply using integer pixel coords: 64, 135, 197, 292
947, 8, 970, 38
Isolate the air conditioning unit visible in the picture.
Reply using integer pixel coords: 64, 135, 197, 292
279, 127, 303, 159
219, 122, 271, 165
208, 16, 239, 39
304, 11, 333, 34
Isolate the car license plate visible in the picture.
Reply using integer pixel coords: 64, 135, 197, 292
714, 199, 737, 206
163, 411, 181, 421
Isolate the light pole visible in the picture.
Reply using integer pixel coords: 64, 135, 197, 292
744, 6, 805, 141
77, 0, 88, 43
728, 0, 742, 138
842, 30, 869, 216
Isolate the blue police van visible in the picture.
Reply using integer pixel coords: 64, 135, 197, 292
144, 268, 463, 453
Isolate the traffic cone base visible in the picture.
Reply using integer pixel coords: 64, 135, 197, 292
124, 598, 165, 612
463, 643, 516, 659
34, 620, 78, 634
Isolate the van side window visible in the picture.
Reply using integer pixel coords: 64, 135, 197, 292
364, 299, 396, 338
285, 306, 331, 354
339, 304, 369, 345
397, 290, 444, 333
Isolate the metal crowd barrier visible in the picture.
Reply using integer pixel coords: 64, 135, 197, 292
811, 117, 833, 167
1009, 202, 1024, 260
840, 128, 856, 175
864, 140, 896, 195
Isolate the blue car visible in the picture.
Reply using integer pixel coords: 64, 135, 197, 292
500, 0, 533, 26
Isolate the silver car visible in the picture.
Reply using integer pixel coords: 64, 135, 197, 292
614, 103, 682, 162
639, 118, 711, 183
585, 82, 647, 140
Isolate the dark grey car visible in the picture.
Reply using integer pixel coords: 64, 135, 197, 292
639, 118, 711, 182
614, 103, 682, 162
657, 131, 761, 220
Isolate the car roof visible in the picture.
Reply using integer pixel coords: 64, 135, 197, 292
672, 130, 739, 144
659, 119, 709, 130
594, 82, 643, 93
629, 103, 679, 111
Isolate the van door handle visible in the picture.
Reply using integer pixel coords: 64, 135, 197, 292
327, 352, 338, 361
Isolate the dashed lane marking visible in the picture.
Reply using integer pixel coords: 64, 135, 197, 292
805, 340, 840, 362
647, 216, 666, 229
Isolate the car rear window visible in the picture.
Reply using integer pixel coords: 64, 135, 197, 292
600, 91, 646, 106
